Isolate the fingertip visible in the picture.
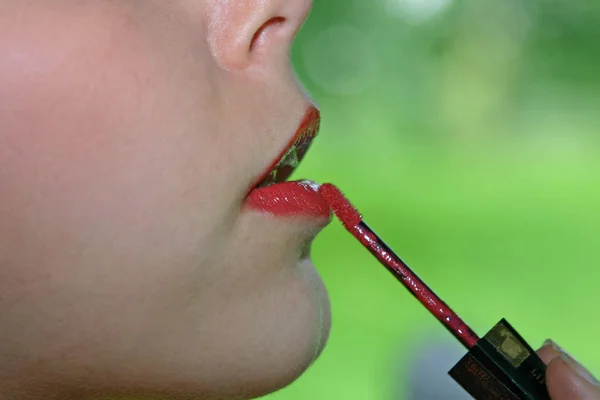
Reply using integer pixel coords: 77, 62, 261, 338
546, 354, 600, 399
537, 339, 561, 365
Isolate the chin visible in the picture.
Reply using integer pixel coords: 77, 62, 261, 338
146, 250, 333, 400
233, 258, 331, 399
79, 260, 330, 400
208, 259, 330, 400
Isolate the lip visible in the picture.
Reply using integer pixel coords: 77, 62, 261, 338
249, 106, 321, 190
245, 106, 330, 219
246, 180, 331, 219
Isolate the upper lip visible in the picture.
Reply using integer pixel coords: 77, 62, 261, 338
249, 106, 321, 191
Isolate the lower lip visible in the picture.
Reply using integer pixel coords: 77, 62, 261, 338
245, 181, 331, 219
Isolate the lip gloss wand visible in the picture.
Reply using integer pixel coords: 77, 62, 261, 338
318, 183, 550, 400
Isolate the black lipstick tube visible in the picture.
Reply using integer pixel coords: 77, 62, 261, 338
448, 319, 550, 400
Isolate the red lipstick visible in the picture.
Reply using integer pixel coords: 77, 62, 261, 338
251, 107, 320, 190
319, 183, 551, 400
246, 107, 329, 219
246, 180, 330, 218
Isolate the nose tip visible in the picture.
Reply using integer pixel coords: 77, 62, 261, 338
207, 0, 313, 70
280, 0, 314, 39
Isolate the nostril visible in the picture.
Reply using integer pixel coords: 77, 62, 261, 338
249, 16, 286, 52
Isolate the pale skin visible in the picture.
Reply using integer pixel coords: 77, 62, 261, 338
0, 1, 596, 399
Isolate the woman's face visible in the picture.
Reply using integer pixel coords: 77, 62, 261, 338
0, 1, 331, 398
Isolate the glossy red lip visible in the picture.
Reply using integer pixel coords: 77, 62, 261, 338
245, 106, 330, 219
246, 180, 330, 219
250, 106, 320, 191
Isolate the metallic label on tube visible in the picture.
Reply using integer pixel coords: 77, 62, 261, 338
449, 319, 550, 400
485, 321, 531, 368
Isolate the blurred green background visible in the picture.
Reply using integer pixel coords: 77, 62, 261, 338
268, 0, 600, 399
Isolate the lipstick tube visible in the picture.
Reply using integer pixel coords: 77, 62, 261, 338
448, 319, 550, 400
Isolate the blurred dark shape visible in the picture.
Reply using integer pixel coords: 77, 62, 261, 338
401, 338, 472, 400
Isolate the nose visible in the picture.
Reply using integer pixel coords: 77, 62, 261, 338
205, 0, 313, 71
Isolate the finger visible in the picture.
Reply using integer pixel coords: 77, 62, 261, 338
546, 349, 600, 400
537, 339, 562, 365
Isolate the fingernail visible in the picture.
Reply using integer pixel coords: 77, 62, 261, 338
560, 351, 600, 387
543, 339, 562, 353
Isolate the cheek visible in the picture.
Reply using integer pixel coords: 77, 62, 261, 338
0, 9, 241, 318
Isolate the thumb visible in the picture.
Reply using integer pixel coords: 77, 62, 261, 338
542, 340, 600, 400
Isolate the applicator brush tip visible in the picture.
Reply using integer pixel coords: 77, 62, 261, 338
318, 183, 362, 228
